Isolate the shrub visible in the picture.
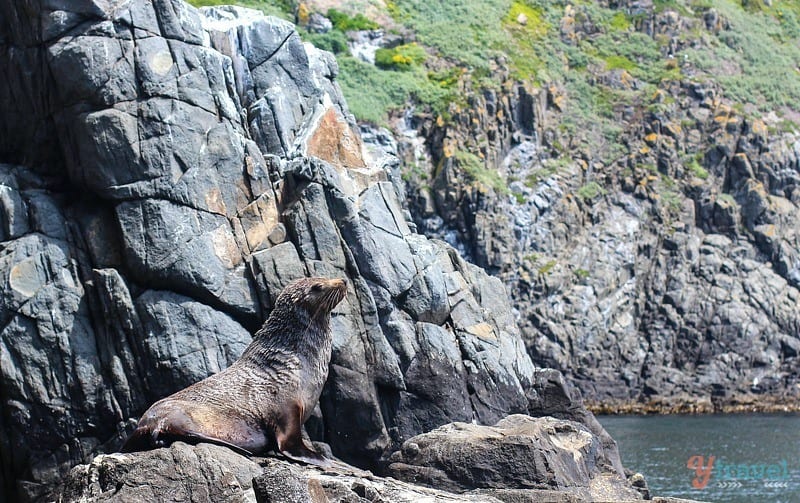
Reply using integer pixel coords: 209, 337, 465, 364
577, 181, 606, 200
375, 43, 427, 71
302, 30, 348, 54
454, 150, 508, 194
327, 8, 379, 31
687, 157, 709, 180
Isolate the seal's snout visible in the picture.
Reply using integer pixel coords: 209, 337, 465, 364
326, 278, 348, 307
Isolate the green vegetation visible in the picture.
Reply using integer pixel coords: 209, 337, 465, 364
660, 190, 683, 213
538, 259, 558, 275
302, 30, 348, 54
525, 158, 569, 187
454, 150, 508, 194
574, 268, 590, 280
577, 181, 606, 201
609, 11, 632, 31
682, 1, 800, 110
687, 156, 709, 180
375, 43, 427, 71
192, 0, 800, 169
327, 8, 379, 31
336, 56, 453, 124
186, 0, 293, 20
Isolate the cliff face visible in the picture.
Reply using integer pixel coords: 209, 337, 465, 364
396, 2, 800, 413
0, 2, 630, 501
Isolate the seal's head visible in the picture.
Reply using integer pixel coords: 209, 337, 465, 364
281, 277, 347, 320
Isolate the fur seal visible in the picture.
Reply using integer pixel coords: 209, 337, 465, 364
121, 276, 347, 466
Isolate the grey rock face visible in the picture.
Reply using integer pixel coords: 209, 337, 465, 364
52, 442, 511, 503
387, 414, 642, 501
0, 2, 626, 501
55, 443, 263, 503
399, 46, 800, 413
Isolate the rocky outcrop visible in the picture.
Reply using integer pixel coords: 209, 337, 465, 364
398, 4, 800, 413
52, 436, 642, 503
387, 414, 640, 501
0, 2, 631, 501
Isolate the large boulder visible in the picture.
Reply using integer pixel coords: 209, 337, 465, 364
387, 414, 642, 501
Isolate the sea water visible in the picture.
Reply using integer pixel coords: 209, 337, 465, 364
598, 414, 800, 503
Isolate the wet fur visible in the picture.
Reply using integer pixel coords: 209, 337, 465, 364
121, 277, 347, 466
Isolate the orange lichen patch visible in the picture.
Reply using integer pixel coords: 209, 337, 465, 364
211, 226, 242, 268
238, 195, 280, 253
760, 224, 776, 238
639, 146, 651, 155
204, 187, 228, 215
713, 104, 739, 126
619, 70, 635, 89
664, 121, 682, 137
751, 119, 768, 136
442, 142, 456, 158
306, 107, 366, 169
651, 88, 666, 102
644, 132, 659, 145
436, 115, 445, 127
466, 322, 496, 340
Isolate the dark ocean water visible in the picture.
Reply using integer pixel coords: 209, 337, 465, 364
598, 414, 800, 503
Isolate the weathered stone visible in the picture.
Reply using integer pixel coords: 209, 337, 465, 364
387, 415, 641, 501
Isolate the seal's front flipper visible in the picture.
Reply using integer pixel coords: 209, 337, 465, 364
280, 444, 332, 468
276, 402, 331, 468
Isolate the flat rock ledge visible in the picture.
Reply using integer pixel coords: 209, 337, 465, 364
52, 415, 703, 503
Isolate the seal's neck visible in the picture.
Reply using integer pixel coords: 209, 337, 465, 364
245, 303, 330, 357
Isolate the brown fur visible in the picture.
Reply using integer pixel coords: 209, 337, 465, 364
121, 277, 347, 466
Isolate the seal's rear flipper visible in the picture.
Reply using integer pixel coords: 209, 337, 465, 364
120, 427, 151, 453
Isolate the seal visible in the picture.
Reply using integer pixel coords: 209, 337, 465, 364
121, 276, 347, 466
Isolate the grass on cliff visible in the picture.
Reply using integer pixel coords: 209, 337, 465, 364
186, 0, 293, 20
189, 0, 800, 130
